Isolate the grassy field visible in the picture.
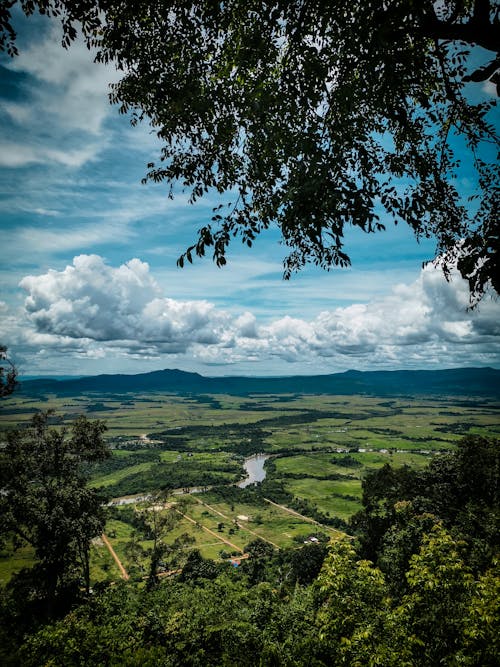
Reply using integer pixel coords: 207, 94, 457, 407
82, 491, 332, 585
269, 449, 433, 518
0, 542, 35, 587
283, 478, 363, 519
1, 390, 498, 586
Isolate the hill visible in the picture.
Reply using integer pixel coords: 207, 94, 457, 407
18, 367, 500, 398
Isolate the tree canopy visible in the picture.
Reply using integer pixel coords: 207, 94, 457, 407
1, 1, 499, 301
351, 434, 500, 576
0, 412, 109, 616
0, 345, 17, 397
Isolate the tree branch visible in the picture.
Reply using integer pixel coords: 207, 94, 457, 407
472, 0, 492, 25
422, 8, 500, 53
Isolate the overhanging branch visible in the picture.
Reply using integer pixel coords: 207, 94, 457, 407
422, 7, 500, 53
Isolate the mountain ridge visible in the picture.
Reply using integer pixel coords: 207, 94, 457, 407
17, 366, 500, 398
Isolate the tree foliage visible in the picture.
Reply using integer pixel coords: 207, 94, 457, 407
0, 345, 17, 398
1, 1, 499, 302
12, 522, 494, 666
316, 523, 499, 667
0, 412, 110, 616
126, 494, 194, 588
14, 575, 319, 666
352, 434, 500, 573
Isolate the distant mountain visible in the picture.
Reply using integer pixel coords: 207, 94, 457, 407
20, 375, 86, 381
17, 367, 500, 398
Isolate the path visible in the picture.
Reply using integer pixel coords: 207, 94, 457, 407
262, 498, 350, 538
174, 508, 244, 554
193, 497, 280, 549
101, 533, 130, 580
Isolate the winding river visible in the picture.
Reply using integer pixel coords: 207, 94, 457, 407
109, 452, 272, 505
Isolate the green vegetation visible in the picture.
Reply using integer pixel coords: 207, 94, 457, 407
0, 412, 109, 617
1, 391, 498, 531
0, 432, 497, 666
0, 346, 17, 398
88, 450, 243, 496
0, 543, 35, 587
1, 387, 499, 664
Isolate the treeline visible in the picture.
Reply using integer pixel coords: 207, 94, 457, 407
102, 459, 243, 497
152, 405, 403, 454
156, 423, 273, 455
85, 448, 161, 477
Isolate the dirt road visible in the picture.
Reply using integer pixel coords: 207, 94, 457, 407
174, 509, 244, 553
193, 497, 280, 549
263, 498, 349, 538
101, 533, 130, 580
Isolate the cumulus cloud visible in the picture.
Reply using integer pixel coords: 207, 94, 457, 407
20, 255, 233, 354
17, 255, 500, 371
264, 265, 499, 366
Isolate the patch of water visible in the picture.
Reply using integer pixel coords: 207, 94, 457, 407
238, 453, 270, 488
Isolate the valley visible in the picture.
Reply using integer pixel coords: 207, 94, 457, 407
1, 376, 499, 587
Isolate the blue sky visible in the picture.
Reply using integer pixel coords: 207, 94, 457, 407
1, 13, 499, 377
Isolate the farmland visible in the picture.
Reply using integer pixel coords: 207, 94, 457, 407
1, 389, 499, 585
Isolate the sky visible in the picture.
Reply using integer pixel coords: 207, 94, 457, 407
0, 12, 499, 378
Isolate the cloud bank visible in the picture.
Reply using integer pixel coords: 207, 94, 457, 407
16, 255, 500, 372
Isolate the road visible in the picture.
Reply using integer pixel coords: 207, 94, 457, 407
263, 498, 350, 538
101, 533, 129, 580
174, 508, 244, 554
193, 496, 280, 549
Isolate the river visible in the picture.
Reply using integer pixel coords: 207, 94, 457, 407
237, 453, 271, 488
109, 453, 272, 505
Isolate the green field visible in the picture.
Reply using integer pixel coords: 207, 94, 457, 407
1, 390, 498, 586
84, 492, 332, 585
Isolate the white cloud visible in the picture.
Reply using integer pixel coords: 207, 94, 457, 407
0, 140, 102, 168
1, 21, 122, 174
0, 101, 33, 124
16, 255, 500, 372
19, 255, 232, 353
30, 208, 60, 217
0, 221, 135, 262
6, 24, 121, 136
